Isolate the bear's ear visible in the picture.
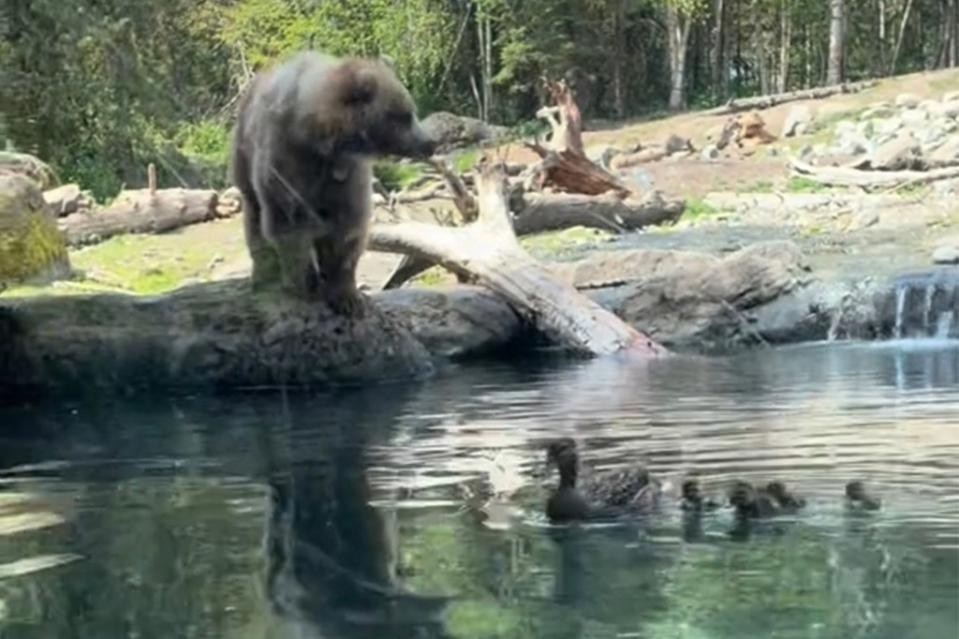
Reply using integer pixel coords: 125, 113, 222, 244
344, 67, 377, 105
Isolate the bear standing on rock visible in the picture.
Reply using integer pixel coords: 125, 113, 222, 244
231, 52, 435, 315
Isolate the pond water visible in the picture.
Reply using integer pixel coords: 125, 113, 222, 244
1, 341, 957, 639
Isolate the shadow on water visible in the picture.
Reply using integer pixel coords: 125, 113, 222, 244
0, 342, 957, 638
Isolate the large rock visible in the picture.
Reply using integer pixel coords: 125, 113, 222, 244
833, 120, 870, 155
557, 241, 811, 351
932, 242, 959, 265
419, 112, 507, 152
895, 93, 921, 109
868, 133, 922, 170
900, 108, 928, 126
0, 152, 58, 190
927, 136, 959, 168
782, 105, 814, 137
0, 174, 71, 289
876, 116, 904, 137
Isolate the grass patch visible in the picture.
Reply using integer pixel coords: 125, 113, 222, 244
786, 177, 830, 193
374, 160, 426, 191
740, 179, 774, 193
682, 198, 722, 221
411, 266, 453, 288
520, 226, 612, 257
450, 148, 481, 174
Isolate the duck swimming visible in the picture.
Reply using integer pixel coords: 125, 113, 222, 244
729, 480, 806, 518
680, 479, 721, 513
845, 480, 881, 511
544, 438, 660, 522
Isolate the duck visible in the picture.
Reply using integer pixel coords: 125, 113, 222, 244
728, 480, 806, 519
544, 437, 660, 522
680, 478, 721, 513
845, 480, 881, 511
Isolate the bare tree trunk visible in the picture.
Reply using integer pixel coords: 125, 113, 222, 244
827, 0, 845, 84
878, 0, 887, 72
475, 10, 493, 121
778, 0, 792, 92
611, 0, 626, 117
891, 0, 915, 73
804, 25, 813, 88
667, 6, 692, 110
711, 0, 727, 100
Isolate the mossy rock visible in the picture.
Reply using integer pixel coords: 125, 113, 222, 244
0, 174, 71, 290
0, 152, 59, 190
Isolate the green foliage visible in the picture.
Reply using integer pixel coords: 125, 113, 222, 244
683, 199, 721, 221
373, 160, 425, 192
451, 148, 481, 174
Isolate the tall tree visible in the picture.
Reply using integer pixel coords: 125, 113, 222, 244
826, 0, 845, 83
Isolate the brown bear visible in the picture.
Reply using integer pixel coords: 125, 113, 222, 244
231, 51, 435, 314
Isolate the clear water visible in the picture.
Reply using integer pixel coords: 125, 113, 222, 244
1, 341, 958, 639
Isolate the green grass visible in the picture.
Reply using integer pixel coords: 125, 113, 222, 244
450, 148, 481, 174
786, 176, 830, 193
682, 198, 721, 221
520, 226, 612, 256
374, 160, 427, 191
740, 179, 774, 193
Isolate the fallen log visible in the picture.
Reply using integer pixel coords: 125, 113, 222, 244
790, 158, 959, 190
370, 162, 667, 357
704, 80, 877, 116
59, 188, 218, 246
513, 191, 683, 235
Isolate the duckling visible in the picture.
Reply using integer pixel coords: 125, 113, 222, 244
729, 480, 806, 518
680, 479, 721, 513
544, 438, 660, 522
845, 480, 881, 511
764, 481, 806, 513
728, 481, 779, 519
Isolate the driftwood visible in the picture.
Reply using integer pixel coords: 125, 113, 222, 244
370, 162, 667, 357
59, 188, 218, 246
704, 80, 877, 116
513, 192, 683, 234
380, 189, 684, 288
790, 158, 959, 190
537, 78, 585, 155
525, 143, 631, 197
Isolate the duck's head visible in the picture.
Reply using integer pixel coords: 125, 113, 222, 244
728, 481, 755, 508
765, 481, 788, 500
845, 480, 865, 500
545, 438, 578, 486
681, 479, 701, 502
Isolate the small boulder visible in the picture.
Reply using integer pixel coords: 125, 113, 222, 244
876, 117, 904, 137
900, 108, 928, 126
0, 152, 58, 190
860, 103, 896, 120
895, 93, 921, 109
869, 133, 922, 170
664, 134, 693, 155
833, 120, 870, 155
942, 90, 959, 103
927, 137, 959, 168
932, 244, 959, 265
700, 144, 720, 161
0, 174, 71, 287
782, 105, 814, 137
42, 184, 92, 217
585, 144, 623, 170
941, 101, 959, 119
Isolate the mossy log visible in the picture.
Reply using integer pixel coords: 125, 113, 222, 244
0, 281, 525, 395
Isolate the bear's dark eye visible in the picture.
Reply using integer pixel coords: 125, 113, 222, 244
391, 111, 413, 126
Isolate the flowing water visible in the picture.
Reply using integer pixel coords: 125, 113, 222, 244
1, 341, 958, 639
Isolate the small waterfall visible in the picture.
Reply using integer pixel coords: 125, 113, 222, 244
937, 311, 955, 339
890, 270, 959, 340
894, 285, 907, 339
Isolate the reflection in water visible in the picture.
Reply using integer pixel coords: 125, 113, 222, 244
0, 341, 956, 638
